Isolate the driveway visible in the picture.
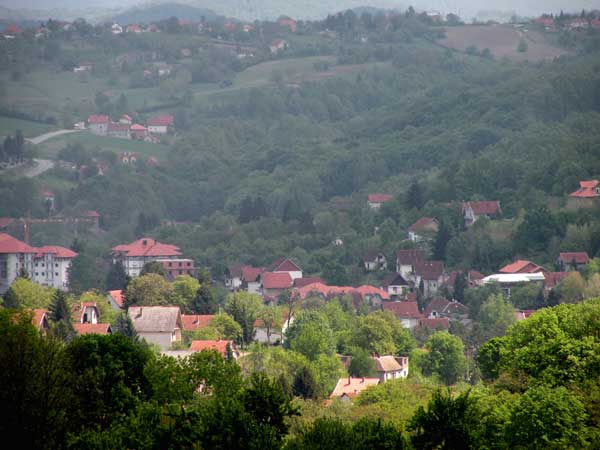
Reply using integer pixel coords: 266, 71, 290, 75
27, 129, 80, 145
23, 158, 55, 177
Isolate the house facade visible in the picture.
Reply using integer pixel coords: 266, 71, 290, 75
128, 306, 183, 350
367, 194, 393, 210
88, 115, 109, 135
462, 201, 501, 226
112, 238, 188, 278
373, 355, 409, 382
147, 115, 174, 134
568, 180, 600, 208
382, 301, 423, 329
408, 217, 439, 242
0, 233, 77, 294
557, 252, 589, 271
363, 252, 387, 271
396, 249, 426, 279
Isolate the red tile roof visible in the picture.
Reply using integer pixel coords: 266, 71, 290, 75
147, 115, 174, 126
112, 238, 181, 258
330, 377, 379, 398
382, 301, 423, 319
408, 217, 438, 233
242, 266, 264, 282
41, 189, 54, 197
293, 277, 323, 288
108, 290, 124, 307
35, 245, 77, 258
423, 298, 468, 317
419, 317, 450, 329
463, 201, 501, 216
515, 310, 536, 321
368, 194, 393, 204
88, 115, 109, 124
396, 249, 426, 264
570, 180, 599, 198
0, 233, 36, 253
499, 260, 544, 274
189, 339, 234, 357
74, 323, 112, 335
414, 260, 444, 280
181, 314, 214, 331
558, 252, 589, 265
32, 309, 48, 329
107, 123, 130, 132
84, 210, 100, 218
268, 258, 302, 273
131, 124, 147, 131
262, 272, 293, 289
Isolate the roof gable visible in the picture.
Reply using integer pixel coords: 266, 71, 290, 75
112, 238, 181, 258
499, 260, 544, 274
382, 301, 422, 319
558, 252, 589, 265
408, 217, 438, 233
262, 272, 293, 289
128, 306, 182, 332
414, 260, 444, 279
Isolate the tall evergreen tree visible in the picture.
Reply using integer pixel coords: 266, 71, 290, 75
433, 220, 452, 261
48, 290, 75, 341
192, 284, 218, 314
114, 312, 138, 342
106, 261, 129, 290
406, 179, 424, 210
453, 271, 467, 303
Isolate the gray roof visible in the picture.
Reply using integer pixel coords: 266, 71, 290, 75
128, 306, 182, 332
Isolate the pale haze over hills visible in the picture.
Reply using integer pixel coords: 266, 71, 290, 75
1, 0, 599, 21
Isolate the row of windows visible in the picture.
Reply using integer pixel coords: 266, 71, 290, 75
34, 263, 60, 268
34, 272, 59, 277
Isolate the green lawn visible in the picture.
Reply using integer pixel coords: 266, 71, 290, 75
37, 132, 170, 160
0, 116, 58, 138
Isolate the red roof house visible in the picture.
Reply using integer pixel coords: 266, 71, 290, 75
181, 314, 215, 331
147, 115, 174, 126
462, 201, 501, 226
108, 290, 124, 309
570, 180, 600, 198
0, 233, 36, 254
262, 272, 293, 292
88, 115, 109, 124
418, 317, 450, 330
499, 260, 545, 274
189, 339, 237, 358
557, 252, 589, 271
112, 238, 181, 258
368, 194, 394, 209
74, 323, 112, 335
544, 272, 569, 289
382, 301, 423, 328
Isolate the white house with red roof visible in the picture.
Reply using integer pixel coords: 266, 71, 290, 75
499, 259, 546, 274
382, 301, 423, 329
0, 233, 77, 293
130, 124, 148, 139
413, 260, 445, 297
330, 377, 379, 400
373, 355, 409, 382
269, 39, 288, 55
408, 217, 439, 242
367, 194, 393, 210
107, 122, 131, 139
107, 290, 124, 310
112, 237, 189, 278
88, 115, 109, 135
569, 180, 600, 208
261, 272, 294, 297
268, 257, 303, 280
557, 252, 589, 272
396, 249, 426, 279
147, 115, 174, 134
462, 201, 501, 226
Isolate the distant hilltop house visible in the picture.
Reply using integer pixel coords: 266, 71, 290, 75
557, 252, 589, 272
382, 301, 422, 329
367, 194, 393, 210
380, 273, 411, 299
0, 233, 77, 294
111, 237, 195, 278
408, 217, 439, 242
111, 23, 123, 35
363, 251, 387, 271
373, 355, 409, 382
482, 273, 546, 298
499, 259, 546, 274
330, 377, 379, 401
73, 62, 93, 73
107, 122, 131, 139
532, 16, 556, 31
462, 201, 501, 226
147, 115, 174, 134
568, 180, 600, 208
278, 17, 298, 32
269, 39, 288, 55
88, 115, 110, 135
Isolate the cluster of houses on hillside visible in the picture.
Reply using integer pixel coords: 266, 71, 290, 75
531, 14, 600, 32
81, 113, 174, 142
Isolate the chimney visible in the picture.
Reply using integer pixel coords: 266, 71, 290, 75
142, 239, 148, 246
361, 377, 365, 383
136, 307, 143, 318
345, 377, 351, 386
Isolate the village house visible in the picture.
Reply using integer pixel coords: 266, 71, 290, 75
126, 24, 143, 33
363, 251, 387, 271
499, 259, 546, 274
107, 122, 131, 139
128, 306, 183, 350
396, 249, 426, 279
243, 266, 265, 294
261, 272, 294, 298
568, 180, 600, 208
119, 114, 133, 125
189, 339, 238, 359
294, 282, 390, 307
382, 301, 423, 329
442, 270, 485, 293
31, 309, 50, 332
130, 124, 148, 139
380, 273, 411, 299
543, 272, 569, 291
181, 314, 215, 331
269, 39, 288, 55
419, 317, 450, 330
88, 115, 109, 135
367, 194, 393, 210
557, 252, 590, 271
41, 189, 55, 211
72, 302, 100, 324
254, 311, 294, 344
159, 259, 196, 280
462, 201, 501, 226
74, 323, 112, 335
225, 264, 244, 290
482, 273, 546, 298
568, 18, 589, 29
112, 237, 191, 278
278, 17, 298, 32
147, 115, 174, 134
532, 16, 555, 31
408, 217, 439, 242
330, 377, 379, 401
268, 258, 303, 280
373, 355, 409, 382
107, 289, 124, 310
413, 260, 445, 297
423, 297, 468, 319
111, 23, 123, 34
0, 233, 77, 294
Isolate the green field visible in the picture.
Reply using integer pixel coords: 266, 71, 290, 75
0, 116, 58, 138
37, 132, 170, 160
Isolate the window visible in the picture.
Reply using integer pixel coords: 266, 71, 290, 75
178, 262, 182, 267
168, 262, 172, 267
35, 272, 38, 276
55, 272, 59, 276
55, 263, 58, 268
41, 263, 45, 267
41, 272, 45, 276
35, 263, 38, 267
